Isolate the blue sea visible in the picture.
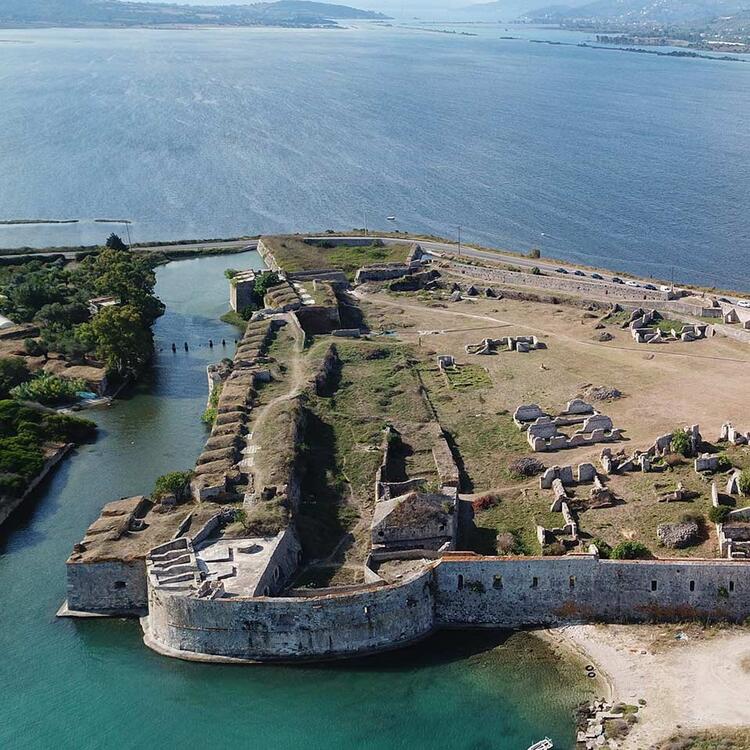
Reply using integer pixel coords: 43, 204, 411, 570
0, 23, 748, 288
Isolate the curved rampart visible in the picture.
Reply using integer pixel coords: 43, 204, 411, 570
142, 567, 435, 662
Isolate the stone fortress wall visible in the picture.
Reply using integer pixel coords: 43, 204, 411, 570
143, 566, 435, 662
141, 553, 750, 662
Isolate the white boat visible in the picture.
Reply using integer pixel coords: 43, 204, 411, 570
527, 739, 553, 750
386, 215, 396, 221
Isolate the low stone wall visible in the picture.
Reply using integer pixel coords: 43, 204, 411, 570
445, 260, 669, 302
434, 555, 750, 627
66, 559, 148, 615
142, 567, 435, 661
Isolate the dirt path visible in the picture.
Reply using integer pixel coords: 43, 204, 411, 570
358, 290, 750, 366
240, 314, 307, 487
548, 624, 750, 748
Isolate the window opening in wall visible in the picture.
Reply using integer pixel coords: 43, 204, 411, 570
531, 576, 538, 589
114, 581, 126, 590
457, 575, 464, 591
689, 580, 695, 592
730, 580, 735, 593
569, 576, 575, 589
651, 580, 657, 592
493, 575, 503, 590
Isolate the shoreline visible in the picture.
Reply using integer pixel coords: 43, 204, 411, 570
544, 623, 750, 748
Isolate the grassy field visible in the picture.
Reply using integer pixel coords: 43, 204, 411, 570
577, 462, 720, 558
262, 235, 411, 278
466, 488, 561, 555
658, 730, 750, 750
295, 339, 433, 570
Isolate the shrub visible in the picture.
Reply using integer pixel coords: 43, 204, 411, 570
496, 531, 519, 555
23, 338, 46, 357
472, 493, 501, 511
671, 428, 692, 457
544, 542, 566, 556
528, 248, 541, 259
201, 406, 217, 425
739, 469, 750, 497
508, 456, 545, 478
716, 454, 733, 473
11, 373, 85, 405
0, 357, 31, 398
611, 541, 651, 560
591, 538, 612, 558
153, 470, 193, 501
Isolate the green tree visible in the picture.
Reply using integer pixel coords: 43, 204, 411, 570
611, 541, 652, 560
105, 233, 128, 251
0, 357, 30, 398
76, 304, 153, 375
671, 428, 692, 457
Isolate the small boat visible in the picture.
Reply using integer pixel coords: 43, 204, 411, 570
527, 739, 553, 750
386, 215, 396, 221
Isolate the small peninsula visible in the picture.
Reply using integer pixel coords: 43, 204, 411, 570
0, 0, 389, 30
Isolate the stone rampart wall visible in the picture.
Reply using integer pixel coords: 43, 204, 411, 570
143, 567, 435, 661
66, 560, 148, 615
434, 555, 750, 627
445, 261, 669, 302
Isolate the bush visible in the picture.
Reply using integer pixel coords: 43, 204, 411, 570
472, 492, 501, 511
496, 531, 519, 555
663, 452, 684, 468
23, 338, 46, 357
713, 454, 733, 472
0, 357, 30, 398
611, 540, 651, 560
591, 538, 612, 558
739, 469, 750, 497
671, 428, 692, 457
528, 248, 541, 259
708, 506, 731, 524
11, 373, 85, 405
201, 406, 217, 425
544, 542, 566, 556
153, 470, 193, 501
508, 456, 545, 478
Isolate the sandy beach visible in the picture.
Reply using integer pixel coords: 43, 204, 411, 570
542, 624, 750, 748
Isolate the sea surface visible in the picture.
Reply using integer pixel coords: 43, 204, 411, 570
0, 23, 748, 288
0, 251, 592, 749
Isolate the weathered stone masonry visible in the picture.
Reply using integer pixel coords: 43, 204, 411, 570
434, 555, 750, 628
141, 554, 750, 662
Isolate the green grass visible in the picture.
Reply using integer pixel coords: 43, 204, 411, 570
220, 310, 247, 328
465, 488, 559, 555
261, 236, 411, 278
655, 318, 687, 334
658, 730, 750, 750
443, 364, 493, 390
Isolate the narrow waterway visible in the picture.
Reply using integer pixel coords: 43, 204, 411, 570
0, 251, 591, 749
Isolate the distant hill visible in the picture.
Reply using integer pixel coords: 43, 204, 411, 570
458, 0, 589, 20
522, 0, 750, 25
0, 0, 389, 28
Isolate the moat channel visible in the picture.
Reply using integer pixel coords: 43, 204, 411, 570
0, 252, 591, 749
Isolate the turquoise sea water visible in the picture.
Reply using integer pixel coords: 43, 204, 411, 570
0, 252, 593, 749
0, 24, 748, 288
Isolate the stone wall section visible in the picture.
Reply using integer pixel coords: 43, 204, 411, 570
434, 555, 750, 627
143, 567, 435, 661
